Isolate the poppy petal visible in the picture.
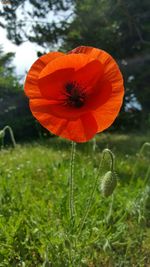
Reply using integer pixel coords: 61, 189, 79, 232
25, 46, 124, 142
29, 98, 98, 142
92, 95, 123, 132
60, 113, 98, 142
46, 80, 112, 119
72, 59, 103, 93
30, 98, 87, 119
69, 46, 124, 130
85, 80, 112, 110
38, 68, 75, 100
24, 51, 64, 98
30, 80, 112, 120
69, 46, 124, 96
39, 53, 97, 80
31, 108, 69, 137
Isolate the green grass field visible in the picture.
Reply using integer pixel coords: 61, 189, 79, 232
0, 133, 150, 267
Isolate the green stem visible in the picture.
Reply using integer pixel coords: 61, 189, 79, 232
103, 148, 115, 172
77, 148, 115, 235
78, 149, 114, 235
69, 141, 76, 224
68, 142, 76, 266
0, 130, 5, 149
3, 125, 16, 148
131, 142, 150, 183
77, 173, 99, 234
106, 194, 114, 224
144, 165, 150, 184
92, 136, 97, 152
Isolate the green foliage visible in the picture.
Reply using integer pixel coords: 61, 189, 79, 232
0, 133, 150, 266
0, 47, 20, 96
0, 47, 43, 141
1, 0, 150, 131
0, 0, 73, 47
1, 0, 149, 57
119, 54, 150, 130
63, 0, 150, 58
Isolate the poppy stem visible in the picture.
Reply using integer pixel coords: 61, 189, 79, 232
3, 125, 16, 148
0, 129, 5, 149
77, 148, 115, 234
131, 142, 150, 183
69, 141, 76, 225
102, 148, 115, 172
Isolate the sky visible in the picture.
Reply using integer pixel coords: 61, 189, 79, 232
0, 27, 38, 77
0, 1, 72, 79
0, 0, 40, 78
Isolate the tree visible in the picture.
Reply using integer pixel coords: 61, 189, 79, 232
0, 47, 44, 140
0, 0, 149, 57
62, 0, 150, 58
0, 0, 150, 130
0, 46, 20, 96
0, 0, 74, 49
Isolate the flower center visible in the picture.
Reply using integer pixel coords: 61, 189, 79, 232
65, 81, 85, 108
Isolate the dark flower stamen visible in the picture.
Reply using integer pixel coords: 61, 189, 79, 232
65, 81, 85, 108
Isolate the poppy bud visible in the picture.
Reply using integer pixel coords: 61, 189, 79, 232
100, 171, 117, 197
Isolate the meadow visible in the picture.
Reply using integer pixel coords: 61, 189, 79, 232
0, 133, 150, 267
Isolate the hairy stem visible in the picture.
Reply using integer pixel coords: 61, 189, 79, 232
131, 142, 150, 183
103, 148, 115, 172
69, 141, 76, 224
77, 148, 115, 235
3, 125, 16, 148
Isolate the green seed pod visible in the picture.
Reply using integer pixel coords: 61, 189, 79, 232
0, 130, 5, 139
100, 171, 117, 197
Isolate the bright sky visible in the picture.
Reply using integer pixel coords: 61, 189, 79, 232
0, 27, 38, 78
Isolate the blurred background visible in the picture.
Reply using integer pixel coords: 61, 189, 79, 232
0, 0, 150, 141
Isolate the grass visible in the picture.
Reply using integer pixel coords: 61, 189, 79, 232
0, 133, 150, 266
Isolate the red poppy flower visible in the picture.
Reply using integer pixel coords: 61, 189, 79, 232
24, 46, 124, 142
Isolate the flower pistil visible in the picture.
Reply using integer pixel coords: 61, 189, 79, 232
64, 81, 86, 108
